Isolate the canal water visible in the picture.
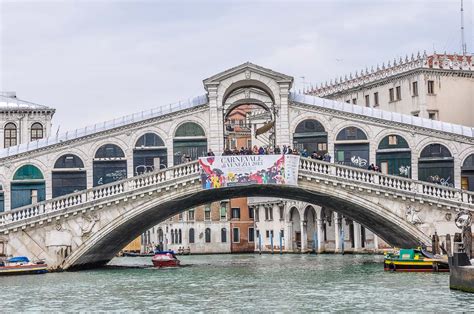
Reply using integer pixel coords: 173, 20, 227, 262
1, 254, 473, 312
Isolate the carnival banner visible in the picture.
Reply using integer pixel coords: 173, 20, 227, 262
199, 155, 300, 189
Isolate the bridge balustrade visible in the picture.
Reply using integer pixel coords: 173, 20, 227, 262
0, 158, 472, 230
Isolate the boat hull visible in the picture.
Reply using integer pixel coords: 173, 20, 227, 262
384, 260, 449, 272
0, 264, 48, 276
152, 259, 180, 268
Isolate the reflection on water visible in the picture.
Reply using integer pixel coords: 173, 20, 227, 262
1, 254, 473, 312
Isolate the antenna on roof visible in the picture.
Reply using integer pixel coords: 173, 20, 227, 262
461, 0, 467, 55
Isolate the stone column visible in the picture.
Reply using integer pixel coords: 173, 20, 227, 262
373, 234, 379, 251
207, 84, 224, 153
300, 220, 308, 252
316, 218, 324, 253
287, 222, 293, 251
411, 148, 418, 180
276, 83, 291, 147
334, 212, 342, 253
353, 222, 362, 251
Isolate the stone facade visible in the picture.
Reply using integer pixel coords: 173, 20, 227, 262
306, 52, 474, 127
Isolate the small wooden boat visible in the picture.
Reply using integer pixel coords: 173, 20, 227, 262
0, 256, 48, 276
151, 251, 180, 268
384, 248, 449, 272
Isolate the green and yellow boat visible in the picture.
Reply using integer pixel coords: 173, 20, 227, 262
384, 248, 449, 272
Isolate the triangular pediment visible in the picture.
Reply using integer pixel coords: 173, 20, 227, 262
203, 62, 293, 87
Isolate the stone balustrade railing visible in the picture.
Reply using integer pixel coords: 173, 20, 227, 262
1, 157, 473, 230
0, 161, 201, 228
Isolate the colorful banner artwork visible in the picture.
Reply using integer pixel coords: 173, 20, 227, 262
199, 155, 300, 189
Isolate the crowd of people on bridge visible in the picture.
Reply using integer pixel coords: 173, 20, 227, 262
210, 145, 332, 162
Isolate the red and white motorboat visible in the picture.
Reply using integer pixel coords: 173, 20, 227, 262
151, 251, 181, 268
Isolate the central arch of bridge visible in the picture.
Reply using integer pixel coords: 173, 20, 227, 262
64, 181, 428, 270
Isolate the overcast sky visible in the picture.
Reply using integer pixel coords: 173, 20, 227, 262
1, 0, 472, 132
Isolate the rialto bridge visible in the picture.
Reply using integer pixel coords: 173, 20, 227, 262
0, 62, 473, 269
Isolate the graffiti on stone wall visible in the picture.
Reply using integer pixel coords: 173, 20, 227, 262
97, 169, 127, 185
350, 156, 367, 167
399, 165, 411, 177
428, 175, 454, 188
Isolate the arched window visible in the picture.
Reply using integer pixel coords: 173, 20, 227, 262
173, 122, 207, 165
134, 133, 167, 175
462, 154, 474, 191
175, 122, 205, 137
178, 229, 182, 244
205, 228, 211, 243
418, 143, 454, 186
52, 154, 87, 197
336, 127, 367, 141
376, 135, 411, 177
293, 119, 327, 154
335, 127, 369, 168
221, 228, 227, 243
30, 123, 44, 141
4, 123, 17, 148
93, 144, 127, 186
11, 165, 45, 209
189, 228, 195, 244
170, 230, 175, 244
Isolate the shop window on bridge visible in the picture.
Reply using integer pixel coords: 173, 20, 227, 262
418, 144, 454, 187
173, 122, 207, 165
376, 135, 411, 177
133, 133, 167, 175
293, 119, 328, 155
11, 165, 45, 209
461, 154, 474, 191
30, 122, 44, 141
52, 154, 87, 198
335, 127, 369, 168
93, 144, 127, 187
0, 184, 4, 213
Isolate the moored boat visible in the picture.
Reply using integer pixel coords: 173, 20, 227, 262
384, 248, 449, 272
0, 256, 48, 276
152, 250, 181, 268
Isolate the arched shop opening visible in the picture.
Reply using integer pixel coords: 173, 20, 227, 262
290, 207, 301, 250
461, 154, 474, 191
0, 184, 4, 212
11, 165, 45, 209
133, 133, 167, 175
173, 122, 207, 165
304, 205, 317, 251
293, 119, 327, 155
376, 135, 411, 177
335, 127, 369, 168
52, 154, 87, 198
93, 144, 127, 187
418, 144, 454, 187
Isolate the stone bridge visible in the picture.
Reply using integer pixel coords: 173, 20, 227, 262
0, 158, 473, 270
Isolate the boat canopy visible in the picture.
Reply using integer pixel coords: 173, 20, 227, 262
7, 256, 30, 263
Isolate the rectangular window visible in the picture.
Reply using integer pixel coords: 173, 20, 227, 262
345, 100, 350, 103
374, 92, 379, 106
428, 80, 435, 94
412, 81, 418, 96
233, 228, 240, 243
231, 207, 240, 219
317, 142, 327, 152
428, 112, 437, 120
266, 230, 270, 238
279, 207, 284, 220
249, 227, 255, 242
389, 88, 394, 102
388, 135, 398, 145
178, 213, 183, 221
248, 207, 254, 219
395, 86, 401, 100
220, 205, 227, 220
352, 98, 357, 104
256, 229, 260, 239
280, 229, 284, 238
365, 95, 370, 107
188, 209, 195, 221
247, 139, 252, 148
204, 206, 211, 221
461, 177, 469, 190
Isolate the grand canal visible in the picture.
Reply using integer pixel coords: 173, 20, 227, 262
1, 254, 473, 311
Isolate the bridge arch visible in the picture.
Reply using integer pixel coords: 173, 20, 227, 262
93, 143, 127, 187
132, 132, 168, 175
418, 143, 454, 186
10, 164, 46, 209
376, 134, 412, 177
292, 119, 328, 155
334, 126, 370, 168
172, 121, 208, 165
461, 153, 474, 191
